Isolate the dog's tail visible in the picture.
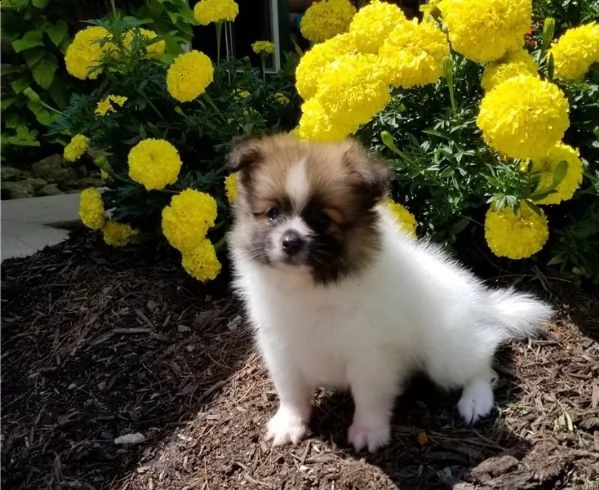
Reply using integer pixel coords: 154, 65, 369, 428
488, 288, 554, 340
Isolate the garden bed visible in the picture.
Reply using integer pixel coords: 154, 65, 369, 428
1, 232, 598, 489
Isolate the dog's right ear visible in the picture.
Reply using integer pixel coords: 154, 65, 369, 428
226, 135, 265, 173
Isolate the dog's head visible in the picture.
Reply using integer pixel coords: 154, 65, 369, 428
227, 134, 391, 285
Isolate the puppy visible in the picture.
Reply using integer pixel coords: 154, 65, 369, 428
226, 134, 553, 453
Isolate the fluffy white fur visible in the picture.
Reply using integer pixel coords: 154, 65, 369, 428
231, 205, 553, 453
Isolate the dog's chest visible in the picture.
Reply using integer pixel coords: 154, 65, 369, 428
252, 288, 362, 386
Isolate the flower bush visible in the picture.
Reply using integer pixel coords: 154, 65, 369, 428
51, 1, 299, 282
294, 0, 599, 282
54, 0, 598, 285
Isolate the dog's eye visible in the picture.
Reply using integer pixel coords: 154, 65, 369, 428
266, 206, 281, 222
314, 211, 331, 230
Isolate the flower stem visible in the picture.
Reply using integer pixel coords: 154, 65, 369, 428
215, 21, 223, 65
203, 93, 227, 124
260, 55, 266, 83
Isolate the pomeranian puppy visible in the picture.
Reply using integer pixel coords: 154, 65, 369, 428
227, 134, 553, 453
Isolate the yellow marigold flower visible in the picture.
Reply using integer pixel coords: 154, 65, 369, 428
550, 22, 599, 81
298, 98, 352, 142
438, 0, 532, 63
102, 221, 137, 247
378, 18, 449, 88
181, 240, 222, 282
161, 189, 218, 252
484, 202, 549, 259
481, 49, 538, 92
193, 0, 239, 25
166, 50, 214, 102
123, 28, 166, 60
64, 26, 112, 80
64, 134, 89, 162
315, 52, 390, 134
251, 40, 274, 55
225, 173, 237, 204
273, 92, 290, 105
128, 138, 182, 191
94, 94, 128, 117
295, 32, 357, 100
349, 0, 406, 54
386, 199, 418, 238
79, 188, 105, 230
477, 75, 569, 159
530, 143, 583, 205
300, 0, 356, 44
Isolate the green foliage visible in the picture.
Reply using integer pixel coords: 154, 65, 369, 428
1, 0, 74, 152
50, 13, 300, 253
533, 0, 599, 34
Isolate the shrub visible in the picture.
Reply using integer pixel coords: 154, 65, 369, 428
51, 1, 299, 280
294, 0, 599, 283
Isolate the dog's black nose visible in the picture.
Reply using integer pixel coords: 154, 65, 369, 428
281, 230, 304, 255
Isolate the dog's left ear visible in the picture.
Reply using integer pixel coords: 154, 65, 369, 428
226, 135, 265, 173
342, 139, 392, 200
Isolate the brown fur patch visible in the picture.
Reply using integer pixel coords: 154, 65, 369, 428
227, 134, 391, 284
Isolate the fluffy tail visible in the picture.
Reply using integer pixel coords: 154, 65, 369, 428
488, 288, 554, 340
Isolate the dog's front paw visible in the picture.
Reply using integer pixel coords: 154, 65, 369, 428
347, 422, 390, 453
457, 377, 494, 424
266, 408, 308, 446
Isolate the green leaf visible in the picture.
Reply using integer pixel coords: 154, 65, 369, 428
32, 0, 49, 8
1, 0, 30, 10
6, 126, 40, 147
22, 47, 46, 69
45, 20, 68, 47
381, 130, 402, 156
11, 29, 44, 52
1, 97, 17, 110
10, 77, 29, 94
551, 160, 568, 188
32, 54, 57, 89
48, 78, 68, 108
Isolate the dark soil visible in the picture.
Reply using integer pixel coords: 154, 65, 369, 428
2, 232, 598, 489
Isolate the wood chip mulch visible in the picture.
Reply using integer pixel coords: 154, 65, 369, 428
2, 232, 598, 489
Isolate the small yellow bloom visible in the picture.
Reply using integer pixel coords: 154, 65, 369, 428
438, 0, 532, 63
298, 97, 352, 142
64, 26, 112, 80
161, 189, 218, 252
378, 18, 450, 89
349, 0, 407, 54
295, 32, 357, 100
225, 173, 237, 204
530, 143, 583, 205
128, 138, 182, 191
64, 134, 89, 162
79, 188, 105, 230
166, 50, 214, 102
251, 40, 274, 55
95, 95, 128, 117
385, 199, 418, 238
300, 0, 356, 44
550, 22, 599, 81
481, 49, 538, 92
484, 202, 549, 259
477, 75, 569, 159
181, 239, 222, 282
123, 28, 166, 60
193, 0, 239, 25
102, 221, 137, 247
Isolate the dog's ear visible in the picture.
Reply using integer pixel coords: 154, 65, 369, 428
226, 135, 265, 173
342, 139, 392, 201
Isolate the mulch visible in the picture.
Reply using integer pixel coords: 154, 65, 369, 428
2, 232, 598, 489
